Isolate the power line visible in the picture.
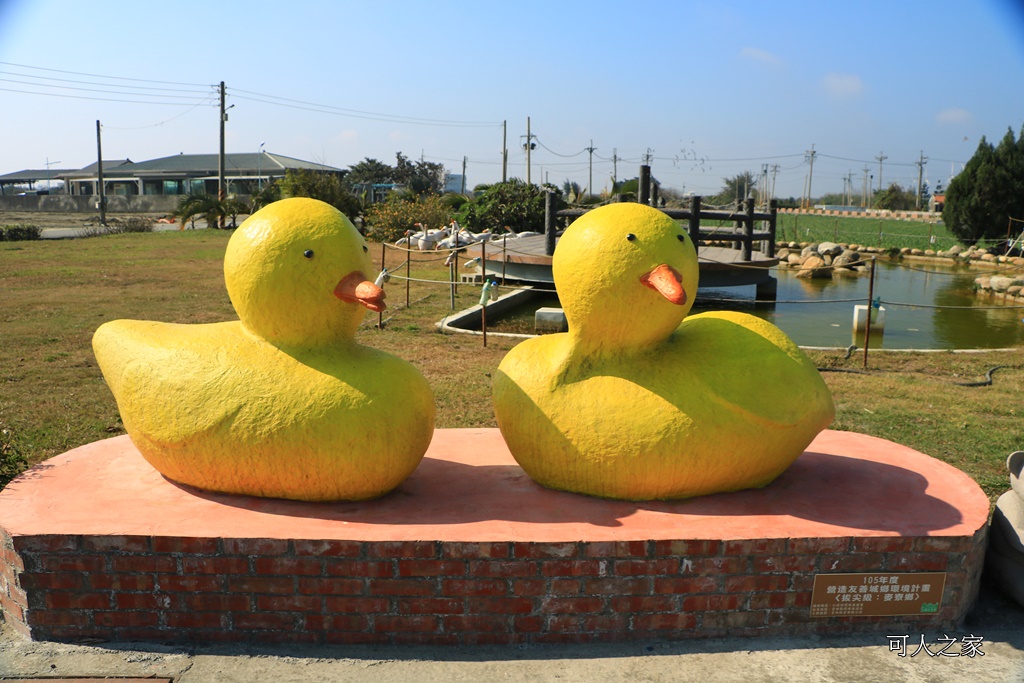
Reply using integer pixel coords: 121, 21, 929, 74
0, 69, 210, 95
0, 60, 210, 87
228, 87, 500, 128
533, 138, 586, 158
0, 85, 212, 106
0, 76, 213, 101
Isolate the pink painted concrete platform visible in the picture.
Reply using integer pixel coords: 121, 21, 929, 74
0, 429, 991, 645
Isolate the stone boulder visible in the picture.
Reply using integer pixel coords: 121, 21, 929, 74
989, 276, 1016, 293
832, 249, 861, 268
817, 241, 843, 257
796, 254, 831, 279
947, 244, 964, 256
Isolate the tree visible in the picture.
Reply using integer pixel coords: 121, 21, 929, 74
456, 179, 564, 234
943, 127, 1024, 244
277, 169, 360, 217
222, 197, 250, 228
249, 182, 281, 212
346, 158, 394, 185
174, 194, 224, 229
872, 183, 917, 211
712, 172, 758, 205
393, 152, 445, 195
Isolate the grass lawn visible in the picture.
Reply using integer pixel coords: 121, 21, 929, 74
1, 228, 1021, 503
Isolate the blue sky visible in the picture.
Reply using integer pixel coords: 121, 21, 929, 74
1, 0, 1022, 200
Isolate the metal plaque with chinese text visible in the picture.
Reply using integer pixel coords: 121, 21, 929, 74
810, 573, 946, 617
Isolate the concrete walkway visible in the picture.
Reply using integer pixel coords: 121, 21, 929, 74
2, 581, 1022, 682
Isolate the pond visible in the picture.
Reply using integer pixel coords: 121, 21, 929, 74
485, 261, 1024, 350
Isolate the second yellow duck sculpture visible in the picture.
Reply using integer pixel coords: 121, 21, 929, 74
93, 198, 435, 502
493, 203, 834, 500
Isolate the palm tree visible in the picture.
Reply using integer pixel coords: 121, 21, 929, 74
174, 194, 224, 229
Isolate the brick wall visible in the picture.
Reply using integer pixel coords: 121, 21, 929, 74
1, 529, 986, 645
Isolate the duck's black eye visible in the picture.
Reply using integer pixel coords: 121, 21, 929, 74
626, 233, 637, 242
677, 234, 686, 242
303, 249, 314, 259
362, 245, 368, 253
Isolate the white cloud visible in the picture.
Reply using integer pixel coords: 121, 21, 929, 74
822, 72, 864, 99
739, 47, 781, 65
332, 129, 359, 144
935, 108, 972, 125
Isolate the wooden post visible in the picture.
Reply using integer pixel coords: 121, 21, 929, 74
378, 243, 386, 329
481, 238, 488, 284
449, 256, 456, 310
863, 258, 876, 369
544, 191, 556, 257
501, 236, 508, 285
743, 197, 754, 261
639, 165, 651, 205
405, 252, 411, 309
481, 300, 488, 348
688, 195, 701, 255
768, 199, 778, 257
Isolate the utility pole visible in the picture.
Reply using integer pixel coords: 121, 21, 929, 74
461, 156, 467, 195
760, 163, 769, 208
501, 120, 507, 183
585, 139, 596, 197
769, 164, 779, 202
915, 150, 928, 210
218, 81, 226, 228
96, 119, 106, 226
612, 148, 618, 190
875, 151, 887, 191
804, 144, 817, 208
846, 171, 855, 206
525, 117, 532, 185
861, 166, 870, 208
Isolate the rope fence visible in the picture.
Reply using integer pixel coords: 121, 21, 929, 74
370, 240, 1024, 361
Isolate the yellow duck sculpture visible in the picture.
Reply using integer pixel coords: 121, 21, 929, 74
493, 203, 834, 500
93, 198, 435, 501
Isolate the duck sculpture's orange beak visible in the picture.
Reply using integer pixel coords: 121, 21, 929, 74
640, 264, 687, 305
334, 271, 387, 312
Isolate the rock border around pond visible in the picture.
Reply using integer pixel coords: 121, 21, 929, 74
768, 241, 1024, 293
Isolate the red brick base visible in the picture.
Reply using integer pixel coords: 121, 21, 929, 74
0, 430, 991, 645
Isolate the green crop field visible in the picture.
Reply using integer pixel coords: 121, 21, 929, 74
774, 213, 971, 252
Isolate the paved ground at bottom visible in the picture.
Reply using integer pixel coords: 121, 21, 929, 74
1, 580, 1022, 683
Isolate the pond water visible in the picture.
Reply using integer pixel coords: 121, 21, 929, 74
697, 261, 1024, 349
486, 261, 1024, 350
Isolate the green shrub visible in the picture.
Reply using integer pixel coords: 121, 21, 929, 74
0, 224, 42, 241
364, 194, 454, 243
456, 179, 564, 234
82, 216, 156, 236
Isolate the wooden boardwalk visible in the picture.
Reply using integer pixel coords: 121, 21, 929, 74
465, 235, 778, 288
